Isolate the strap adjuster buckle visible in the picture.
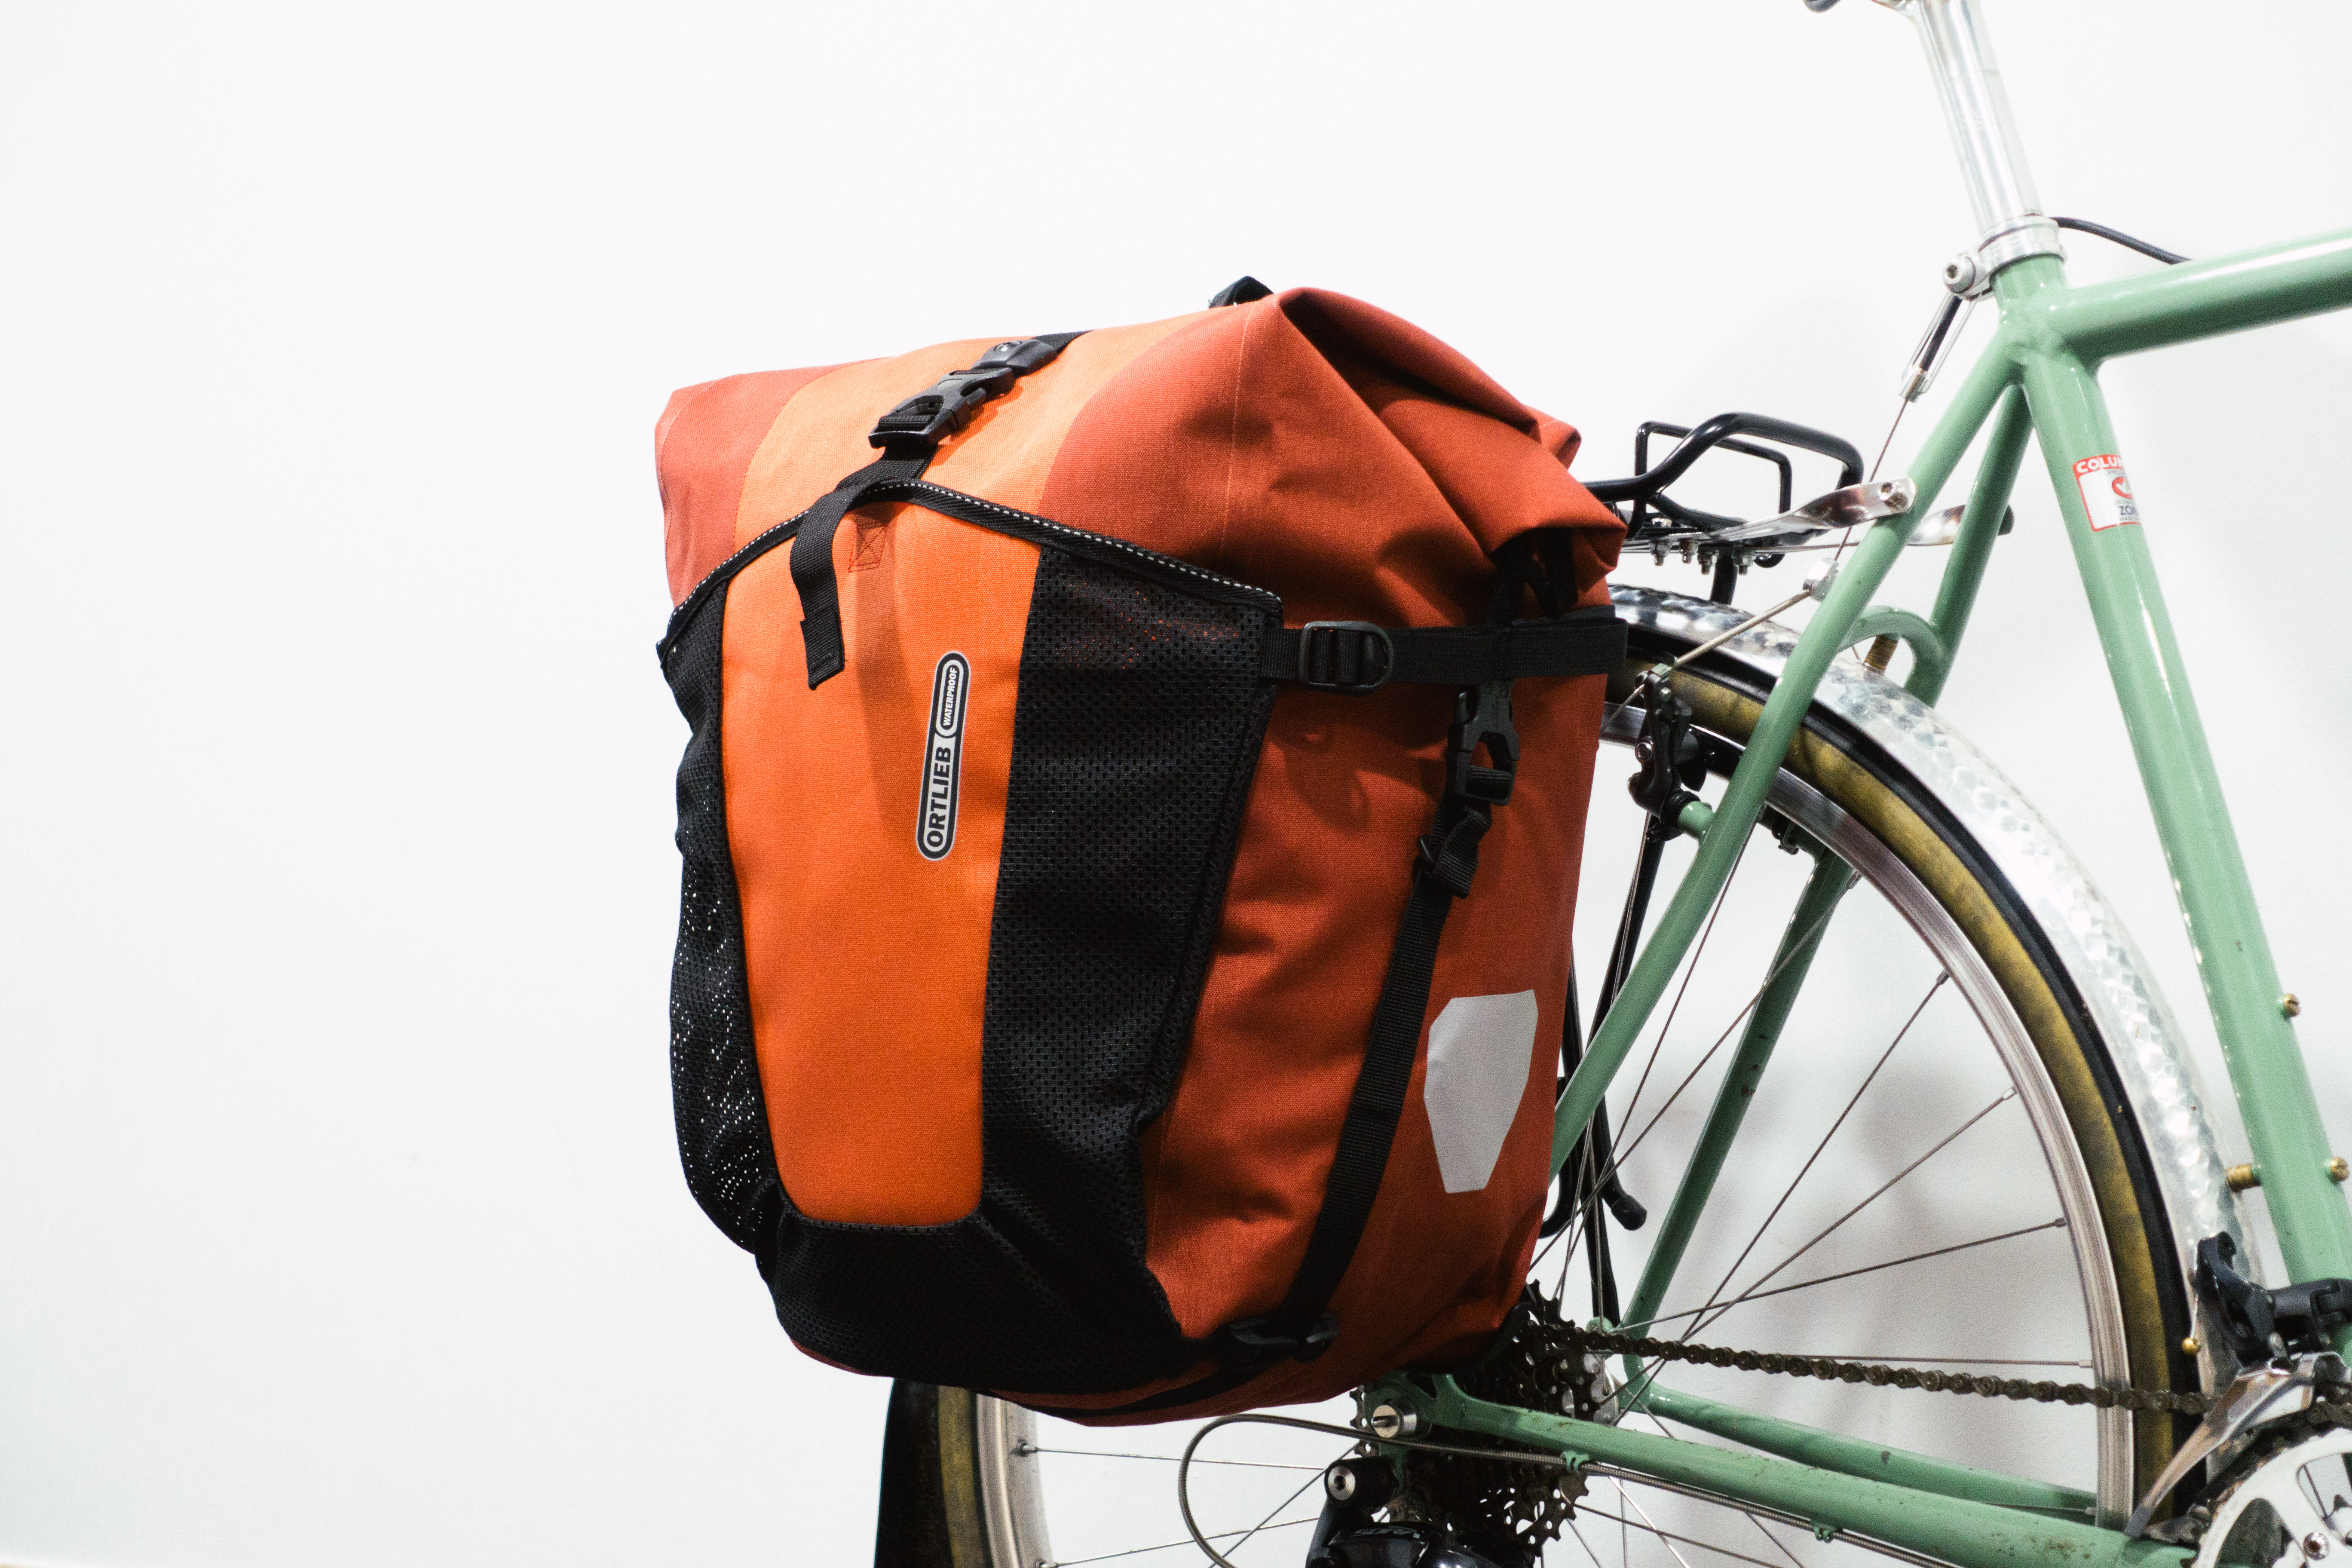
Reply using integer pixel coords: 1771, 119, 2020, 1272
1446, 679, 1519, 805
1296, 621, 1393, 694
868, 337, 1069, 451
1207, 1313, 1340, 1369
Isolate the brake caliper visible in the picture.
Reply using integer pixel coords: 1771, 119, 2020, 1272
1627, 669, 1708, 824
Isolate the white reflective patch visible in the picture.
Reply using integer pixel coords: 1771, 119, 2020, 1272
1423, 990, 1540, 1195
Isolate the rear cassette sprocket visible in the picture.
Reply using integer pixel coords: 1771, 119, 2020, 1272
1401, 1286, 1595, 1568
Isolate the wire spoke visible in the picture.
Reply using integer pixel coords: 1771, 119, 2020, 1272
1604, 970, 1952, 1416
1607, 1216, 2068, 1419
1617, 831, 1755, 1136
1640, 1409, 1810, 1568
1026, 1446, 1323, 1470
1549, 1136, 1603, 1302
1576, 1503, 1796, 1568
1613, 1477, 1700, 1568
1220, 1468, 1328, 1561
1551, 881, 1855, 1280
1684, 1084, 2016, 1341
1539, 815, 1760, 1295
1637, 1217, 2069, 1331
1045, 1516, 1319, 1566
1678, 971, 1949, 1337
1745, 1511, 1811, 1568
1611, 992, 1781, 1201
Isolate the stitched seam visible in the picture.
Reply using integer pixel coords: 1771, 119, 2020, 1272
655, 377, 744, 594
1216, 307, 1249, 576
850, 514, 888, 570
653, 378, 730, 489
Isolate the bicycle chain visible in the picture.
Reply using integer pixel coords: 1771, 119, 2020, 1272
1547, 1320, 2226, 1416
1401, 1287, 2352, 1567
1541, 1320, 2352, 1438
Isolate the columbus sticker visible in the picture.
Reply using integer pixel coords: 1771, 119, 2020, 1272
2074, 454, 2142, 533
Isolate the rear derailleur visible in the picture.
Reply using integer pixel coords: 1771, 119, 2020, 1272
1306, 1456, 1519, 1568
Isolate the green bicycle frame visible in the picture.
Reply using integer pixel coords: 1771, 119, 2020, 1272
1470, 10, 2352, 1553
1446, 218, 2352, 1568
1553, 224, 2352, 1309
1557, 220, 2352, 1278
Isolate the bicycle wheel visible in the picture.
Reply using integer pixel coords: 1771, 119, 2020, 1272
879, 583, 2207, 1568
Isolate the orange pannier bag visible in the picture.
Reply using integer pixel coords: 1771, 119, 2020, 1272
654, 285, 1626, 1421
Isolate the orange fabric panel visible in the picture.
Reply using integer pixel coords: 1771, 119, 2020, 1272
655, 365, 851, 605
715, 312, 1234, 1228
1026, 288, 1623, 1413
1036, 291, 1620, 609
723, 505, 1040, 1226
728, 315, 1215, 554
922, 315, 1211, 509
1154, 676, 1602, 1413
732, 342, 998, 550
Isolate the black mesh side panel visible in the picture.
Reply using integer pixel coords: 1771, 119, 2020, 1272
662, 588, 780, 1252
768, 548, 1274, 1392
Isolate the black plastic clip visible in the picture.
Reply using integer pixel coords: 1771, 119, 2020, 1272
1296, 622, 1394, 694
1208, 1313, 1340, 1370
868, 336, 1069, 452
1446, 679, 1519, 805
1208, 275, 1273, 308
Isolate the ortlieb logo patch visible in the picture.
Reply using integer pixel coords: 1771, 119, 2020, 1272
917, 652, 969, 861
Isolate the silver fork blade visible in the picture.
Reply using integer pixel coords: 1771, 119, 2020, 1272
1707, 477, 1918, 544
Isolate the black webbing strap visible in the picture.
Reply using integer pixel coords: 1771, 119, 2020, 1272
1200, 681, 1521, 1371
1258, 608, 1625, 695
787, 452, 932, 686
789, 331, 1084, 688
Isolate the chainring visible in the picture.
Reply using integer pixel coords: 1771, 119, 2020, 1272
2185, 1424, 2352, 1567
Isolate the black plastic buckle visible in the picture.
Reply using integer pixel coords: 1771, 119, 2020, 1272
868, 337, 1066, 451
1208, 1313, 1340, 1370
1296, 621, 1394, 694
1446, 679, 1519, 805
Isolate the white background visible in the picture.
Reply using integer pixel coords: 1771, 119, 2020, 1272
3, 2, 2348, 1564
